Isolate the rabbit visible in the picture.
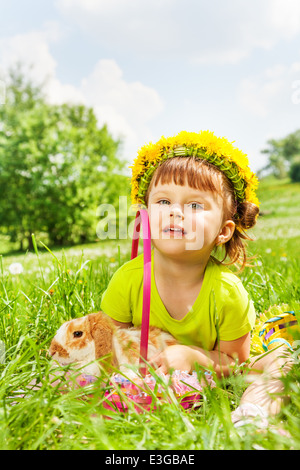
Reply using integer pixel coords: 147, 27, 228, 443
49, 311, 178, 377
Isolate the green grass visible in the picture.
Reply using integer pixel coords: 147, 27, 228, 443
0, 178, 300, 450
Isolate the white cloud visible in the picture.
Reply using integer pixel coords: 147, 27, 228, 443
80, 59, 164, 160
238, 62, 300, 118
237, 60, 300, 168
81, 59, 163, 125
269, 0, 300, 39
0, 31, 57, 84
55, 0, 300, 64
46, 78, 86, 105
0, 27, 86, 105
0, 30, 164, 163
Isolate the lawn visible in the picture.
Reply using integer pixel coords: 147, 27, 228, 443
0, 178, 299, 450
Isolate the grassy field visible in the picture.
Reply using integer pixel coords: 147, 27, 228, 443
0, 177, 300, 450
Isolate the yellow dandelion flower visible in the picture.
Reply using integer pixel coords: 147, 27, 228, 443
130, 130, 259, 213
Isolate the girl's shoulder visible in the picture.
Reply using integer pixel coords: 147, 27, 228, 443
107, 253, 145, 289
117, 253, 145, 274
207, 258, 254, 322
207, 257, 244, 290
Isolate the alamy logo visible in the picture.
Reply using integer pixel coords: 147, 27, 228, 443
96, 197, 205, 251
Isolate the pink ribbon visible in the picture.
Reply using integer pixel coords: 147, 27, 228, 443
131, 209, 151, 377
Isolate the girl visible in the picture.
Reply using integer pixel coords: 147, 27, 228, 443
101, 130, 293, 427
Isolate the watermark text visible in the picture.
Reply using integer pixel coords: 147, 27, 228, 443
96, 197, 205, 251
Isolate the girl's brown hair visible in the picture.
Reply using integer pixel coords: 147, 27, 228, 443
145, 156, 259, 270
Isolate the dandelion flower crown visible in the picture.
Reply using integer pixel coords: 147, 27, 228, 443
130, 130, 259, 208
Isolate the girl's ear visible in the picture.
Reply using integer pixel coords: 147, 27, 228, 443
215, 220, 236, 246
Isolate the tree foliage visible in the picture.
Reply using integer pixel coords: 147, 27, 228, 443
290, 155, 300, 183
0, 68, 129, 250
260, 129, 300, 181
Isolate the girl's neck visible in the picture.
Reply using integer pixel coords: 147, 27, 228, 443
153, 249, 210, 287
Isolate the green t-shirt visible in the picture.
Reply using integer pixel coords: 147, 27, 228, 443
100, 254, 256, 351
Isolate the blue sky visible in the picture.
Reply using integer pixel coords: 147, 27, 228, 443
1, 0, 300, 173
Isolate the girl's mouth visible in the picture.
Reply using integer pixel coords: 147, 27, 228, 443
163, 225, 186, 237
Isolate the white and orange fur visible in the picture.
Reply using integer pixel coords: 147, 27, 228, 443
49, 311, 178, 377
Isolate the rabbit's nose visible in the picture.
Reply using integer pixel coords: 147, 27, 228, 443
49, 340, 69, 358
48, 345, 56, 357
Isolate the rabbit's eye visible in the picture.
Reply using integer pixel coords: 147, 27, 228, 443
73, 331, 83, 338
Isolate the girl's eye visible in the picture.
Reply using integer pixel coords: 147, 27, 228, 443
157, 199, 170, 205
188, 202, 203, 210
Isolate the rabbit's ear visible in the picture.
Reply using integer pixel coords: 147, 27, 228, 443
87, 312, 114, 360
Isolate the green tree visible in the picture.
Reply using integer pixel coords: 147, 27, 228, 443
260, 129, 300, 181
260, 138, 288, 179
290, 155, 300, 183
0, 68, 128, 250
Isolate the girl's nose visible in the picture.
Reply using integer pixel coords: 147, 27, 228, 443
170, 203, 184, 219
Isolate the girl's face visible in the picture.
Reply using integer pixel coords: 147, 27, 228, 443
147, 180, 234, 259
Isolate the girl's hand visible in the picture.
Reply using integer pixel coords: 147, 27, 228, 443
149, 345, 197, 374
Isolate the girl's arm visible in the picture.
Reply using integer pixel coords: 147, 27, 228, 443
110, 319, 133, 328
150, 332, 251, 378
192, 332, 251, 377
